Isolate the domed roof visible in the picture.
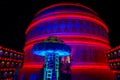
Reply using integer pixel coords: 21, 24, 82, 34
35, 2, 98, 17
24, 2, 110, 66
25, 2, 108, 34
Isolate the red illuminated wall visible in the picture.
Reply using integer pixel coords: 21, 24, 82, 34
20, 2, 115, 80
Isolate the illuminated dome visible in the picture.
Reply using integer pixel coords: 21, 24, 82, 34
20, 2, 115, 80
24, 2, 110, 64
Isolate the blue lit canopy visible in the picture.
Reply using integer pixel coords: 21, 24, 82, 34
32, 36, 71, 56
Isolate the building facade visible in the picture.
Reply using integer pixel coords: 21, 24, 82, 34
0, 45, 24, 80
19, 2, 115, 80
106, 45, 120, 80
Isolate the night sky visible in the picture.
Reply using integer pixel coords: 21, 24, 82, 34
0, 0, 119, 52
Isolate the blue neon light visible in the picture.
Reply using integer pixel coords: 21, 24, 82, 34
32, 42, 71, 56
32, 36, 71, 80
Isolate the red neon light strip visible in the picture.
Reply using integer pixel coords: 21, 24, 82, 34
113, 70, 120, 73
65, 40, 110, 48
24, 39, 110, 51
25, 34, 109, 45
108, 59, 120, 62
32, 11, 103, 24
22, 64, 109, 69
0, 45, 23, 54
25, 14, 108, 34
0, 68, 16, 71
0, 57, 23, 62
107, 45, 120, 53
35, 2, 98, 16
23, 64, 43, 68
25, 39, 109, 49
71, 65, 109, 69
